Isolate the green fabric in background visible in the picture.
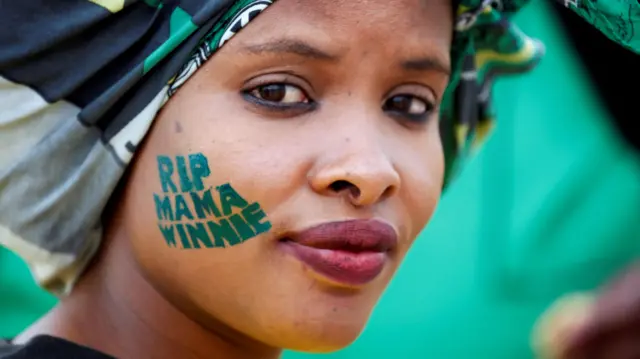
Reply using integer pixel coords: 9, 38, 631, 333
0, 248, 55, 338
1, 3, 639, 359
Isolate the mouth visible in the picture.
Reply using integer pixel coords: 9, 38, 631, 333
278, 219, 398, 287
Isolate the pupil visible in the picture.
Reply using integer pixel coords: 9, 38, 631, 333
390, 95, 411, 112
260, 84, 285, 102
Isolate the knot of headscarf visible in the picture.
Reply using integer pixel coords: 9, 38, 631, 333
0, 0, 637, 295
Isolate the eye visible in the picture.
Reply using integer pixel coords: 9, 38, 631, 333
383, 94, 433, 118
248, 83, 309, 104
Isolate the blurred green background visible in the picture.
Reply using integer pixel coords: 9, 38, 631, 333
2, 2, 639, 358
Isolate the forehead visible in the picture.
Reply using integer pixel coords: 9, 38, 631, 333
230, 0, 453, 61
287, 0, 452, 30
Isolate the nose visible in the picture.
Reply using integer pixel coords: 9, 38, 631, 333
308, 138, 401, 207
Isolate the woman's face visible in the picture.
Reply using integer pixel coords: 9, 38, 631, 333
122, 0, 452, 352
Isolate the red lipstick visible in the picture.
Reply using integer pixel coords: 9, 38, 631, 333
279, 219, 398, 287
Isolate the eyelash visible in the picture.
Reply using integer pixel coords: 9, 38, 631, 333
242, 83, 316, 116
243, 82, 436, 124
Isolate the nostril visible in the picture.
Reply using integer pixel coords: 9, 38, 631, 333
329, 180, 355, 192
329, 180, 360, 198
380, 185, 395, 201
329, 180, 351, 192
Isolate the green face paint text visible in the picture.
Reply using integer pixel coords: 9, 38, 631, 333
154, 153, 271, 249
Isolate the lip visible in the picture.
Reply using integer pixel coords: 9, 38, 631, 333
278, 219, 398, 287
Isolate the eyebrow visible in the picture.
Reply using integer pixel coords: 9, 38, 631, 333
241, 38, 451, 76
402, 57, 451, 76
240, 39, 338, 61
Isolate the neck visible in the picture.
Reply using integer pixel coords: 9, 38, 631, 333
16, 215, 281, 359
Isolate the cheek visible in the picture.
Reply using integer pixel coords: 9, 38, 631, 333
120, 96, 311, 258
399, 128, 444, 239
118, 118, 286, 316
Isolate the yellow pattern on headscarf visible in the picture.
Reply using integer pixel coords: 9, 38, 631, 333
88, 0, 124, 13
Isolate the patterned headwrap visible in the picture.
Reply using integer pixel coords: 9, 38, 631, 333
0, 0, 638, 295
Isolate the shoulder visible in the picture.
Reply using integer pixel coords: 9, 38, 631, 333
0, 336, 114, 359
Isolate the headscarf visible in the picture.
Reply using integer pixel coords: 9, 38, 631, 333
0, 0, 637, 296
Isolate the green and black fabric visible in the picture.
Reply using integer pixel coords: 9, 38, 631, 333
0, 0, 637, 296
443, 0, 640, 181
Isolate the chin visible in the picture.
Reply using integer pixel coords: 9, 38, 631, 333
263, 265, 394, 352
261, 301, 375, 354
279, 321, 366, 353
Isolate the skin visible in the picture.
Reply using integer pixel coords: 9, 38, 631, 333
560, 261, 640, 359
16, 0, 452, 358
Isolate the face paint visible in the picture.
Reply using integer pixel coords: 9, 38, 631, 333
154, 153, 271, 249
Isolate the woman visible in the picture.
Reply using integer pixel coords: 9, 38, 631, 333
0, 0, 628, 358
0, 0, 542, 357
